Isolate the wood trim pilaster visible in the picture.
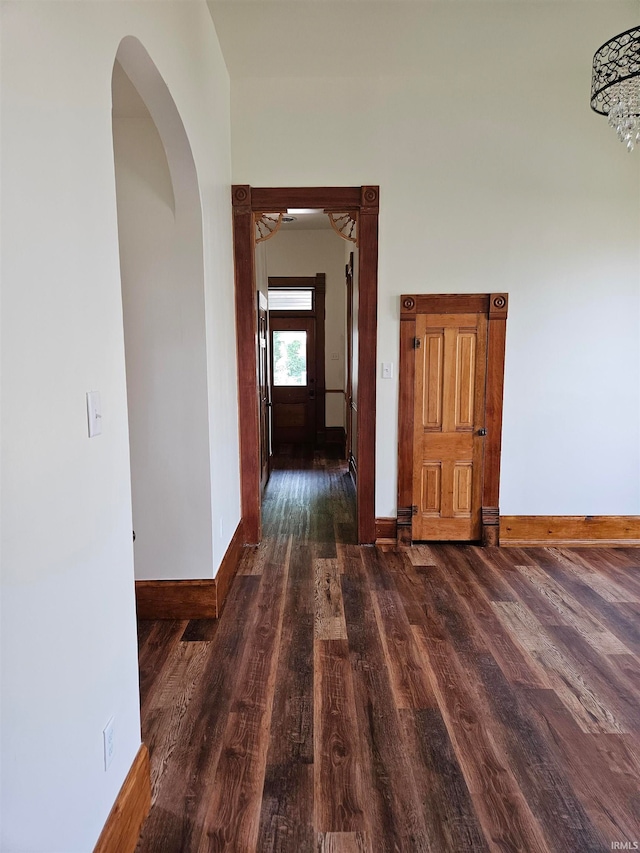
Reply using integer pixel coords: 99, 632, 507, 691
93, 745, 150, 853
397, 293, 508, 546
500, 515, 640, 547
233, 186, 261, 543
135, 520, 245, 619
397, 302, 417, 546
356, 186, 379, 543
482, 294, 508, 544
233, 186, 379, 544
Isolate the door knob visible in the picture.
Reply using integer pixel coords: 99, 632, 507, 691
477, 428, 487, 436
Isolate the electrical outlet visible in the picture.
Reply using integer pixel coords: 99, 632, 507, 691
103, 717, 115, 770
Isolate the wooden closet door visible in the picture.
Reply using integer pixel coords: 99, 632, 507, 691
412, 312, 488, 540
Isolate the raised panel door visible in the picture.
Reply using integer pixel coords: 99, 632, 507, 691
412, 312, 487, 540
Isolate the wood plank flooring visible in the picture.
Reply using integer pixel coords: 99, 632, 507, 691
136, 451, 640, 852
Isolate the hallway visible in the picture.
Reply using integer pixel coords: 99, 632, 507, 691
136, 453, 640, 852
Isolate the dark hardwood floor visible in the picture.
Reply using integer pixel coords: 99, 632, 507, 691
136, 451, 640, 852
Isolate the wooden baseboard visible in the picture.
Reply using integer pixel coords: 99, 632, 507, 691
93, 744, 150, 853
214, 517, 246, 616
375, 517, 397, 545
135, 578, 217, 620
325, 426, 347, 455
135, 519, 245, 619
500, 515, 640, 548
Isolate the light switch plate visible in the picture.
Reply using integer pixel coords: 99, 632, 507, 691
381, 362, 393, 379
103, 716, 115, 770
87, 391, 102, 438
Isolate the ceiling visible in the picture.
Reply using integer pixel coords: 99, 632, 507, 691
279, 211, 333, 232
206, 0, 622, 80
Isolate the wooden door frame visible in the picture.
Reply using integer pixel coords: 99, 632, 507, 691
397, 293, 508, 546
232, 185, 379, 545
345, 252, 354, 477
268, 274, 326, 445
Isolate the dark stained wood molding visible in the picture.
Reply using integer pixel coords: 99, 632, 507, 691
325, 426, 346, 440
400, 293, 491, 317
252, 186, 363, 211
233, 186, 379, 544
483, 294, 509, 545
356, 187, 379, 543
93, 745, 150, 853
135, 579, 217, 620
397, 293, 508, 546
212, 518, 246, 617
345, 252, 354, 485
233, 185, 261, 543
135, 520, 246, 619
397, 311, 416, 546
375, 517, 398, 545
325, 426, 347, 456
501, 515, 640, 547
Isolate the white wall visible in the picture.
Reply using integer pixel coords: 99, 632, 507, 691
0, 2, 237, 851
266, 229, 347, 427
113, 61, 214, 581
223, 0, 640, 517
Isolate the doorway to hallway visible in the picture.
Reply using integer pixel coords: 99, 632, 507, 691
232, 185, 380, 545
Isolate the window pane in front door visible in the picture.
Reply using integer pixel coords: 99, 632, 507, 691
273, 330, 307, 386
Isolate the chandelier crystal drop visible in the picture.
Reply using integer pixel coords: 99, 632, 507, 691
607, 79, 640, 152
591, 27, 640, 152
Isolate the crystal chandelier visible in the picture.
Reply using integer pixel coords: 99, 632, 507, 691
591, 26, 640, 151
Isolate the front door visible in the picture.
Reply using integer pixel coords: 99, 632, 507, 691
412, 311, 488, 540
270, 317, 316, 448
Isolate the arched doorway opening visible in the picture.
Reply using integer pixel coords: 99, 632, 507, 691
111, 38, 213, 585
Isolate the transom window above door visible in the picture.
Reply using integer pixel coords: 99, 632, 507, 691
268, 288, 314, 312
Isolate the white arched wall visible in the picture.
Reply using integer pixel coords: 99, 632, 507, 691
112, 40, 214, 581
1, 4, 237, 851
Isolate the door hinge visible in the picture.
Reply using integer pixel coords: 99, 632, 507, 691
411, 505, 418, 515
413, 337, 421, 349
